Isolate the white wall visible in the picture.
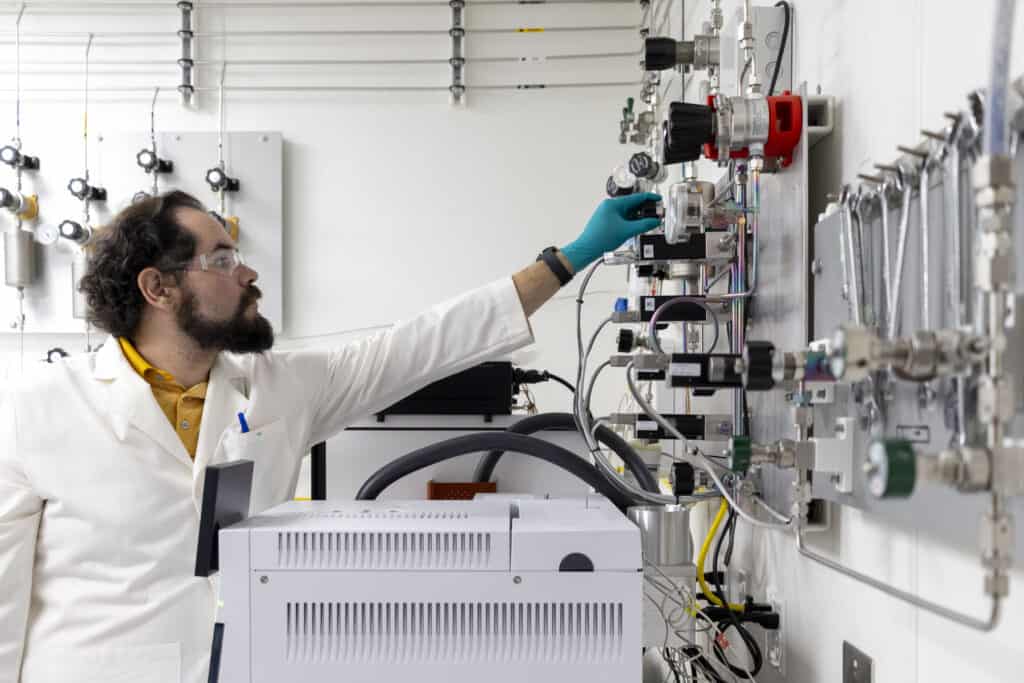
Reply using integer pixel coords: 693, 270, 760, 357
681, 1, 1024, 682
4, 1, 1024, 681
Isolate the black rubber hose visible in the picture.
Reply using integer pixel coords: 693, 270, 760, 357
471, 412, 659, 493
355, 432, 637, 511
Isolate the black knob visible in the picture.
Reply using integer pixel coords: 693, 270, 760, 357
617, 329, 635, 353
661, 121, 688, 166
644, 37, 679, 72
743, 341, 775, 390
0, 188, 15, 210
629, 152, 659, 180
67, 178, 107, 202
632, 199, 664, 220
671, 462, 695, 496
665, 101, 715, 163
606, 175, 635, 198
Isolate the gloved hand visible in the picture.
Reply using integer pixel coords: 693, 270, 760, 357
561, 192, 663, 272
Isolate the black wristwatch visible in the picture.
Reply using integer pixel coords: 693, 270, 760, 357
537, 246, 574, 286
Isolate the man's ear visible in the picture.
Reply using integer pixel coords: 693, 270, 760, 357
137, 267, 180, 312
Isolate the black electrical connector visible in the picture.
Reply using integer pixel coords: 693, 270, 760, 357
512, 367, 576, 395
671, 462, 695, 495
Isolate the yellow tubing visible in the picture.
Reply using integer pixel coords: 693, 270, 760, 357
697, 498, 745, 612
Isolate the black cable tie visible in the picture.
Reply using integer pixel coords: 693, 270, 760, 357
449, 27, 465, 38
176, 1, 193, 10
449, 57, 466, 67
177, 29, 194, 39
177, 84, 195, 94
177, 58, 194, 67
449, 0, 465, 7
517, 84, 546, 90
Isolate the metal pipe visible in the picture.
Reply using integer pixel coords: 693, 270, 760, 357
887, 176, 914, 339
0, 80, 642, 94
732, 166, 749, 436
0, 25, 642, 40
919, 158, 932, 331
795, 521, 1001, 632
841, 187, 863, 326
0, 0, 636, 8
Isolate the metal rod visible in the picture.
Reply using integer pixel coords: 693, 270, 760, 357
0, 80, 641, 94
218, 61, 227, 214
796, 521, 1001, 632
887, 177, 914, 339
841, 188, 863, 325
14, 2, 25, 153
920, 158, 931, 330
0, 25, 642, 39
83, 32, 93, 224
878, 184, 892, 330
0, 0, 635, 8
150, 85, 159, 195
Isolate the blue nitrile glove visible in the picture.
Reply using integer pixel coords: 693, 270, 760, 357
561, 192, 663, 272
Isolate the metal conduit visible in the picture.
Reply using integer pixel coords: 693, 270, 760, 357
0, 80, 639, 93
0, 0, 635, 9
0, 50, 640, 70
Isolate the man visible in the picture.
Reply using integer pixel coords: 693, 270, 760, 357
0, 188, 660, 683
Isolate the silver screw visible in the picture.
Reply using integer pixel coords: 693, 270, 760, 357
513, 576, 522, 584
261, 135, 269, 142
259, 575, 269, 584
811, 259, 823, 276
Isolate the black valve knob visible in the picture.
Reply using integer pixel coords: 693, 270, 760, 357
643, 37, 679, 72
137, 149, 174, 174
661, 122, 688, 166
606, 175, 635, 198
632, 199, 664, 220
629, 152, 660, 180
0, 145, 39, 171
664, 101, 715, 163
67, 178, 107, 202
743, 340, 776, 391
0, 188, 15, 211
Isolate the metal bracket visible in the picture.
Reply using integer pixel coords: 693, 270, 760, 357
177, 2, 194, 107
449, 0, 465, 105
811, 416, 856, 494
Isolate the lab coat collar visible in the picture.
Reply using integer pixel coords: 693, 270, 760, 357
192, 352, 251, 502
94, 336, 195, 471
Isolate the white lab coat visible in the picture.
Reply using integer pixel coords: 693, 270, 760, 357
0, 278, 533, 683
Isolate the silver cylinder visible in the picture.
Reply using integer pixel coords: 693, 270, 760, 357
72, 250, 89, 320
4, 228, 34, 288
627, 504, 693, 566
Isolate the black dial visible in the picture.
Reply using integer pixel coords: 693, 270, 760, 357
643, 37, 679, 72
664, 101, 715, 163
742, 340, 775, 391
606, 175, 635, 198
628, 152, 659, 180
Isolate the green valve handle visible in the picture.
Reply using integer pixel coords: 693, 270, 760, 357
728, 436, 752, 474
865, 439, 916, 499
626, 97, 634, 113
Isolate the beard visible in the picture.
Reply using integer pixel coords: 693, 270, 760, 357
176, 283, 274, 353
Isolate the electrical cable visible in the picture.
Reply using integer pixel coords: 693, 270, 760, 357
648, 296, 722, 356
697, 500, 744, 612
767, 1, 790, 97
354, 431, 637, 510
544, 371, 576, 394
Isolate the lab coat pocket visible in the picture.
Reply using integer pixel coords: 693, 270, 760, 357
22, 642, 181, 683
219, 419, 293, 514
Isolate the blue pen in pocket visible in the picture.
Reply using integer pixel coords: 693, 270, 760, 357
237, 412, 250, 434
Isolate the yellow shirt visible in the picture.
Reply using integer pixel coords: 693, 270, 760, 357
118, 337, 208, 459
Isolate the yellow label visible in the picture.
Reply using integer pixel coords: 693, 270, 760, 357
516, 27, 544, 33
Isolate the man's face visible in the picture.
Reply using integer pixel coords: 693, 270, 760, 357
172, 207, 273, 353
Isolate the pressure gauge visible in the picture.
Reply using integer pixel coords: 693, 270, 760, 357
67, 178, 107, 202
136, 149, 174, 174
59, 219, 92, 245
0, 145, 40, 171
205, 167, 240, 192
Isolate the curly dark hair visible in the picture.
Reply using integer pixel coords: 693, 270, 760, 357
78, 190, 206, 338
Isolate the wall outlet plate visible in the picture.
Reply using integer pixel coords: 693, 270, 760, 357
843, 641, 873, 683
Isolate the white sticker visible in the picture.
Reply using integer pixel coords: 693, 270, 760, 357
670, 362, 702, 378
636, 420, 656, 433
644, 297, 656, 311
643, 244, 654, 259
